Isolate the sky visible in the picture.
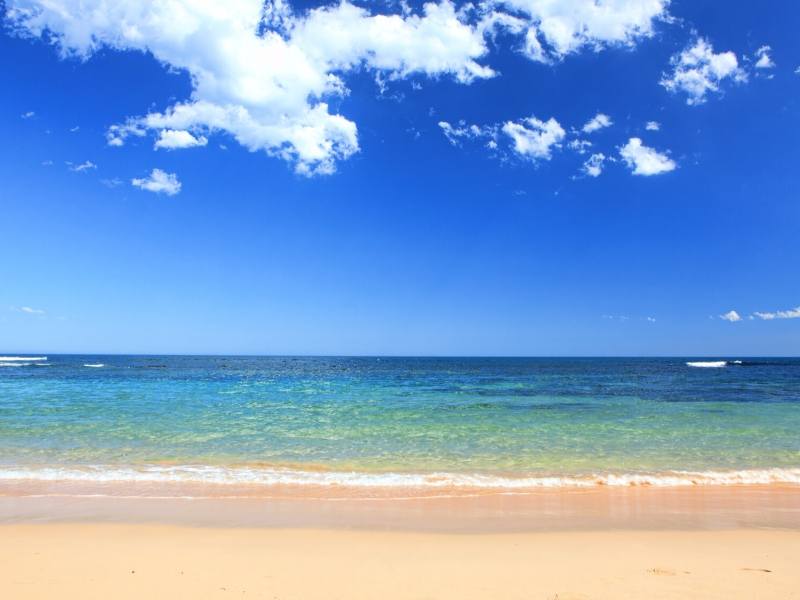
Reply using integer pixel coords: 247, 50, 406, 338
1, 0, 798, 356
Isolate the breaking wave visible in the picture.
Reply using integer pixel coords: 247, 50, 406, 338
687, 361, 729, 368
0, 465, 798, 491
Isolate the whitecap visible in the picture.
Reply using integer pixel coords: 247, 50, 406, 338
686, 361, 727, 368
83, 364, 105, 368
0, 356, 47, 362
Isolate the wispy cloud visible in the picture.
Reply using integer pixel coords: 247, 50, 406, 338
720, 310, 742, 322
753, 306, 800, 320
582, 113, 612, 134
645, 121, 660, 131
21, 110, 35, 119
11, 306, 46, 316
101, 177, 123, 188
68, 160, 97, 172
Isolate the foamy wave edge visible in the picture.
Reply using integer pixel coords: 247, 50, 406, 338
1, 466, 799, 489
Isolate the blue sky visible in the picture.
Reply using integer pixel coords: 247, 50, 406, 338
1, 0, 798, 356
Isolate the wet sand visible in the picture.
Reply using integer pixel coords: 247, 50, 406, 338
1, 483, 799, 531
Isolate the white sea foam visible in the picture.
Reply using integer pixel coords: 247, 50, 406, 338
686, 361, 727, 368
0, 356, 47, 362
0, 465, 798, 490
84, 364, 105, 368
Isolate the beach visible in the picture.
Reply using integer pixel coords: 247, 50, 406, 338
3, 524, 799, 599
2, 485, 799, 598
2, 356, 799, 597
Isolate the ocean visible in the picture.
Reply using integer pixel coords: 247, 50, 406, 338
1, 355, 799, 493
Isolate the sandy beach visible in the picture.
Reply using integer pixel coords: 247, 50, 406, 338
2, 523, 799, 600
1, 485, 799, 599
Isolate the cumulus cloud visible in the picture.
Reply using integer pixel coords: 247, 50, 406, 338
502, 116, 565, 160
6, 0, 672, 174
754, 45, 775, 69
753, 306, 800, 320
582, 113, 612, 133
720, 310, 742, 322
154, 129, 208, 150
7, 0, 498, 175
645, 120, 660, 131
661, 38, 746, 105
581, 152, 606, 177
131, 169, 181, 196
495, 0, 670, 63
619, 137, 675, 175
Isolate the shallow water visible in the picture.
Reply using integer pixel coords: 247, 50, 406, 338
1, 356, 799, 490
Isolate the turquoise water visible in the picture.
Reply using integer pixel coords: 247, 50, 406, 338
1, 356, 799, 488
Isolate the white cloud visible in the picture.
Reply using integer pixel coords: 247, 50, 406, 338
645, 316, 656, 322
14, 306, 46, 315
567, 139, 592, 155
502, 116, 565, 160
68, 160, 97, 172
69, 125, 80, 132
438, 121, 493, 146
645, 120, 660, 131
131, 169, 181, 196
582, 153, 606, 177
21, 110, 35, 119
619, 137, 675, 175
8, 0, 498, 175
661, 38, 746, 105
154, 129, 208, 150
494, 0, 670, 63
754, 45, 775, 69
7, 0, 673, 175
720, 310, 742, 322
582, 112, 612, 133
753, 306, 800, 320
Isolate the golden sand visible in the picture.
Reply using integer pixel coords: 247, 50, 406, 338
2, 524, 799, 599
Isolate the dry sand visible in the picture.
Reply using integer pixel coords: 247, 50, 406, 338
2, 524, 799, 599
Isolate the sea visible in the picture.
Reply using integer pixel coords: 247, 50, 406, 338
1, 355, 799, 495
